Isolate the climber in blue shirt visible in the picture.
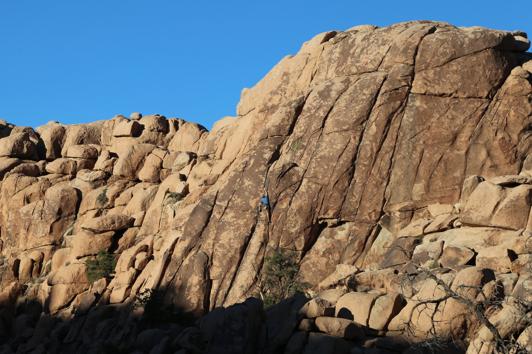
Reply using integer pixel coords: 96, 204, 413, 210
258, 192, 270, 223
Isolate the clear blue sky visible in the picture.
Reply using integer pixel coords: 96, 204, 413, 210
1, 1, 530, 131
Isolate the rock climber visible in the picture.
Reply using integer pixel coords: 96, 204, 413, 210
258, 191, 270, 223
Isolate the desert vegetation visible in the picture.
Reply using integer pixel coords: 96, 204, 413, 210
85, 250, 117, 283
254, 247, 311, 308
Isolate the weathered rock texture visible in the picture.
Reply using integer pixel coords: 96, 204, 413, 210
0, 21, 531, 354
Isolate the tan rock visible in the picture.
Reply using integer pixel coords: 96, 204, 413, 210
352, 269, 398, 293
439, 245, 475, 269
522, 153, 532, 176
47, 262, 90, 314
0, 158, 23, 180
81, 214, 135, 233
36, 122, 66, 160
388, 273, 455, 334
48, 262, 88, 285
114, 184, 139, 206
10, 162, 40, 177
489, 175, 532, 185
71, 230, 115, 259
511, 270, 532, 304
138, 153, 163, 183
18, 257, 33, 281
134, 252, 149, 271
93, 149, 117, 173
510, 254, 532, 274
380, 237, 418, 269
412, 27, 514, 98
0, 133, 35, 159
427, 203, 454, 217
64, 144, 99, 159
491, 185, 532, 230
17, 184, 80, 250
113, 120, 141, 137
171, 151, 195, 173
139, 114, 168, 133
298, 298, 335, 319
318, 264, 360, 290
78, 180, 134, 215
113, 143, 157, 180
298, 31, 338, 55
437, 227, 515, 252
397, 218, 432, 237
314, 316, 365, 341
76, 169, 107, 182
461, 182, 532, 230
70, 157, 95, 171
69, 176, 106, 199
130, 112, 142, 120
10, 126, 39, 143
116, 227, 140, 253
167, 122, 207, 153
132, 211, 145, 227
461, 181, 504, 226
497, 230, 529, 254
424, 214, 457, 234
317, 289, 346, 306
335, 292, 378, 326
109, 267, 136, 303
476, 245, 517, 273
368, 292, 403, 331
175, 181, 189, 196
496, 273, 519, 296
122, 185, 158, 216
51, 248, 72, 272
411, 240, 444, 266
346, 24, 377, 32
434, 267, 496, 340
28, 250, 44, 263
139, 173, 183, 237
162, 151, 179, 169
159, 169, 172, 181
116, 236, 153, 273
516, 326, 532, 353
61, 121, 104, 157
455, 175, 484, 212
45, 158, 77, 175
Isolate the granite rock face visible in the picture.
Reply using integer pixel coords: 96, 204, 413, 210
0, 21, 531, 354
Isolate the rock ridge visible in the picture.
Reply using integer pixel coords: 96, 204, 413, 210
0, 20, 531, 354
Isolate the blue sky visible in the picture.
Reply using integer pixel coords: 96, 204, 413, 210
1, 1, 530, 131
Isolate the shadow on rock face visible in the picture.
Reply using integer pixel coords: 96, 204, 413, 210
336, 307, 354, 321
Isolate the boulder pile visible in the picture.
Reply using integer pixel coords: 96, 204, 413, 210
0, 21, 531, 353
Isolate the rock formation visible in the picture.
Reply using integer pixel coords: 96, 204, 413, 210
0, 20, 531, 354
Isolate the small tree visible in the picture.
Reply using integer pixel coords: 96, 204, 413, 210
85, 250, 117, 283
96, 188, 109, 208
254, 247, 311, 308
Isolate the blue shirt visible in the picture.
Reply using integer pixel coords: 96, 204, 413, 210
261, 196, 269, 205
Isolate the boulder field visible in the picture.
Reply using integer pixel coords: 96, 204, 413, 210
0, 20, 532, 353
